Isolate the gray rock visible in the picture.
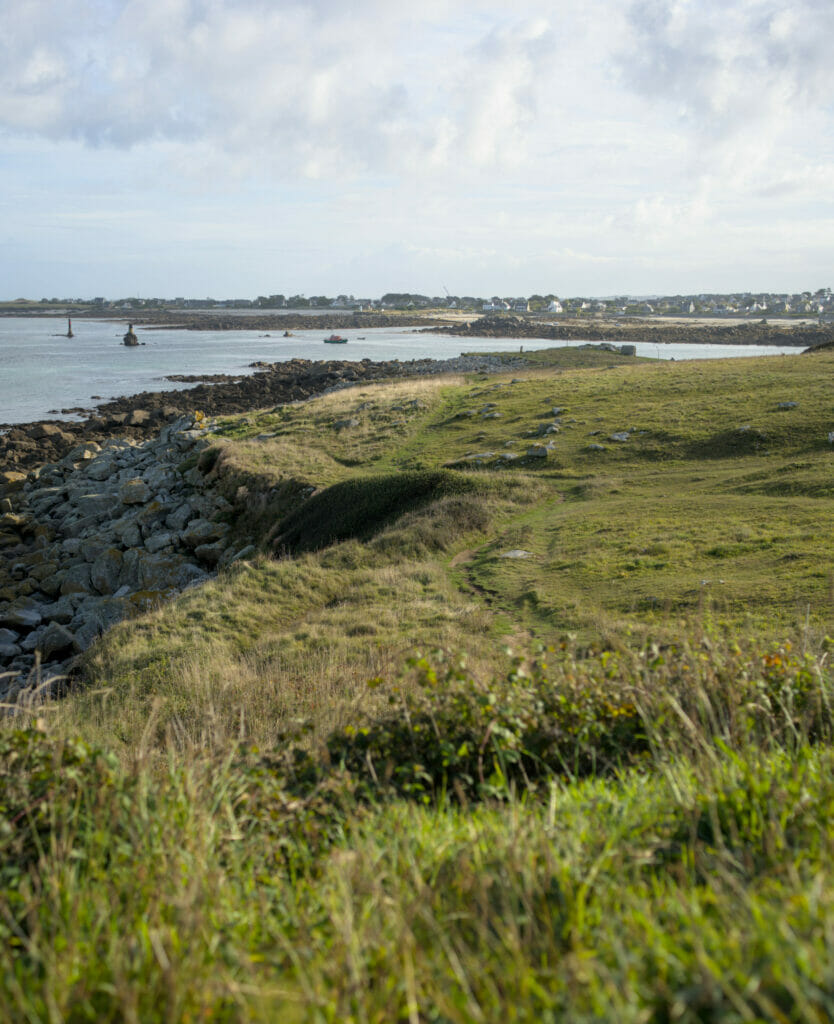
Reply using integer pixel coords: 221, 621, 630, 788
0, 605, 42, 630
181, 518, 227, 548
182, 468, 204, 488
60, 563, 92, 596
67, 442, 101, 462
111, 517, 143, 549
500, 550, 531, 559
777, 401, 798, 410
120, 478, 152, 505
118, 549, 143, 590
226, 544, 256, 566
138, 555, 208, 592
40, 597, 75, 626
164, 502, 195, 532
586, 443, 607, 452
0, 642, 21, 659
609, 432, 630, 442
90, 549, 123, 595
526, 444, 553, 458
0, 627, 20, 645
80, 538, 108, 563
73, 492, 119, 518
145, 532, 174, 554
142, 464, 177, 491
84, 457, 118, 482
20, 626, 47, 652
38, 622, 77, 659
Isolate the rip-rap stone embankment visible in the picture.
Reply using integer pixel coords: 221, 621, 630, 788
0, 415, 253, 702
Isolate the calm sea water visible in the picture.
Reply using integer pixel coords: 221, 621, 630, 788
0, 317, 806, 425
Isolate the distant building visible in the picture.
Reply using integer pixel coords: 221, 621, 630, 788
547, 300, 563, 313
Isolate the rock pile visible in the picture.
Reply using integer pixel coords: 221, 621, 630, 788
0, 416, 251, 701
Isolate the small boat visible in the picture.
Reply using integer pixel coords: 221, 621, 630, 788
283, 330, 293, 337
324, 334, 348, 344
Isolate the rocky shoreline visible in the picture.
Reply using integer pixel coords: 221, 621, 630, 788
0, 353, 524, 473
0, 351, 527, 702
0, 413, 252, 700
430, 315, 834, 347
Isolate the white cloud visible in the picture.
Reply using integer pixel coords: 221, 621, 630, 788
0, 0, 832, 296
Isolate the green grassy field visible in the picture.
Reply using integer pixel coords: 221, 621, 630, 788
3, 347, 834, 1021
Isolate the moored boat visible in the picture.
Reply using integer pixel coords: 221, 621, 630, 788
324, 334, 348, 343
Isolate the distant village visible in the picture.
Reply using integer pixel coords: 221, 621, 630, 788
14, 289, 834, 319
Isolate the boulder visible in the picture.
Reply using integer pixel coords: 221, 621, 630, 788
165, 502, 195, 532
91, 549, 124, 595
84, 456, 118, 482
67, 443, 102, 461
28, 423, 72, 441
0, 604, 42, 630
0, 470, 28, 493
111, 517, 143, 549
60, 563, 93, 596
144, 532, 174, 554
125, 409, 151, 426
73, 492, 119, 517
37, 622, 77, 659
80, 538, 108, 563
39, 597, 75, 626
120, 478, 153, 505
0, 627, 20, 645
138, 555, 208, 592
181, 518, 227, 548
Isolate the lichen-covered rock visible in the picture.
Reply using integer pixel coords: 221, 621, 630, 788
138, 554, 208, 592
60, 562, 93, 596
120, 478, 152, 505
0, 604, 42, 630
0, 470, 28, 493
145, 532, 174, 554
91, 548, 124, 595
181, 518, 227, 548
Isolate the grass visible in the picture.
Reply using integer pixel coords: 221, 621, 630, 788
4, 347, 834, 1019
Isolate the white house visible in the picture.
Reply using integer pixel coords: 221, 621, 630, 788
547, 300, 563, 313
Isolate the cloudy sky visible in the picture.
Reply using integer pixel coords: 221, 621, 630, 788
1, 0, 832, 299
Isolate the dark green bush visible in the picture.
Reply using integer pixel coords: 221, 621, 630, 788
326, 652, 649, 801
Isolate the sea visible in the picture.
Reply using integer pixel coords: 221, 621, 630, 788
0, 316, 807, 426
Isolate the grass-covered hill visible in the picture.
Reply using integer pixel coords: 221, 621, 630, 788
3, 347, 834, 1021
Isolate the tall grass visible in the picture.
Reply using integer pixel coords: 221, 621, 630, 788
3, 634, 834, 1020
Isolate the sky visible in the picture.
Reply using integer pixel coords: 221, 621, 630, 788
1, 0, 833, 299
